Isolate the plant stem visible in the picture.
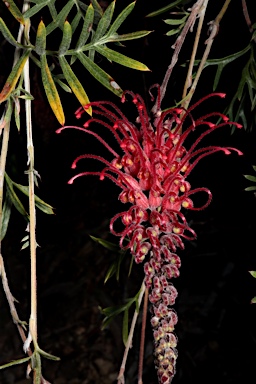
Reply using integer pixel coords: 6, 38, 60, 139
182, 0, 232, 110
117, 281, 146, 384
0, 114, 10, 243
23, 18, 39, 356
152, 0, 205, 114
182, 0, 209, 100
241, 0, 253, 32
138, 288, 149, 384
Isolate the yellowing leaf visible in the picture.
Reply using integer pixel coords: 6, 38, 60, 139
3, 0, 25, 25
95, 45, 150, 71
40, 54, 65, 125
35, 20, 46, 55
0, 50, 30, 103
59, 56, 92, 115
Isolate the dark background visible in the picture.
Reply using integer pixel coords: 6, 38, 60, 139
1, 1, 256, 383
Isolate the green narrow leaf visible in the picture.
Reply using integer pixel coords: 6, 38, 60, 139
1, 191, 12, 240
21, 240, 29, 250
166, 28, 181, 37
107, 1, 135, 35
58, 56, 92, 115
128, 254, 133, 277
46, 0, 74, 35
35, 20, 46, 55
101, 300, 134, 329
37, 347, 60, 361
0, 50, 30, 103
146, 0, 191, 17
90, 0, 103, 17
0, 356, 31, 370
90, 235, 120, 252
14, 97, 20, 130
59, 20, 72, 55
251, 296, 256, 304
76, 3, 94, 49
101, 303, 128, 329
47, 0, 57, 20
11, 180, 54, 214
164, 17, 187, 25
23, 0, 51, 19
77, 52, 123, 96
92, 0, 115, 42
0, 17, 25, 48
249, 270, 256, 278
104, 252, 125, 283
40, 54, 65, 125
4, 174, 29, 220
135, 290, 140, 313
213, 62, 225, 91
2, 0, 25, 24
89, 48, 96, 62
122, 308, 129, 346
244, 187, 256, 192
95, 45, 150, 71
193, 44, 251, 82
71, 4, 94, 65
53, 76, 72, 93
244, 174, 256, 182
104, 263, 117, 284
105, 30, 152, 43
71, 12, 82, 35
89, 0, 115, 61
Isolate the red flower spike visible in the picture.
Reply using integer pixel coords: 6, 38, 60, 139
58, 90, 242, 384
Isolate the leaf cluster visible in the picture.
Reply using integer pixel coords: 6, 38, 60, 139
190, 27, 256, 130
101, 287, 141, 345
0, 0, 151, 124
1, 172, 54, 241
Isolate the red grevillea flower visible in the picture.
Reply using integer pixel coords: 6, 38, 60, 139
56, 88, 242, 383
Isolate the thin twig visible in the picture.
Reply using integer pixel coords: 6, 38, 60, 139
181, 0, 232, 111
152, 0, 205, 114
117, 281, 146, 384
241, 0, 253, 33
0, 255, 31, 346
138, 288, 148, 384
0, 113, 10, 239
182, 0, 209, 100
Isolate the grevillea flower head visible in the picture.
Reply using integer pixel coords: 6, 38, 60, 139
56, 86, 242, 383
